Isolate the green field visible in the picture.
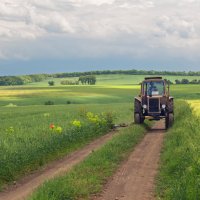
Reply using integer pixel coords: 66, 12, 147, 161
188, 100, 200, 116
29, 74, 200, 86
157, 101, 200, 199
0, 103, 135, 189
0, 74, 200, 107
0, 74, 200, 198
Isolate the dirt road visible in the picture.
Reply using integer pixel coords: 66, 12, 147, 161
0, 131, 116, 200
93, 120, 165, 200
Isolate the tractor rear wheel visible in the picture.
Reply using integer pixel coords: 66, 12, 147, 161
165, 113, 174, 129
134, 113, 144, 124
134, 99, 144, 124
134, 113, 141, 124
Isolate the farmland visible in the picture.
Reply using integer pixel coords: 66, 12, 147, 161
0, 105, 117, 189
0, 73, 200, 199
0, 74, 200, 107
28, 74, 200, 86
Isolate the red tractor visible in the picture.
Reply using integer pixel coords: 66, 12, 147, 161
134, 77, 174, 129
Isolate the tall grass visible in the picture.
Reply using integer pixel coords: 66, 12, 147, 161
0, 107, 114, 190
157, 101, 200, 199
188, 100, 200, 116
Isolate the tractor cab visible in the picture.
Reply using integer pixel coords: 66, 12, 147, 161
142, 78, 166, 97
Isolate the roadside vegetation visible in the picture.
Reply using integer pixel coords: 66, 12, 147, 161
0, 107, 114, 190
188, 100, 200, 116
29, 123, 148, 200
157, 101, 200, 199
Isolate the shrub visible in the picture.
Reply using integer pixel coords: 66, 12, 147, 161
66, 100, 71, 104
181, 78, 189, 84
44, 101, 54, 105
60, 80, 79, 85
48, 81, 55, 86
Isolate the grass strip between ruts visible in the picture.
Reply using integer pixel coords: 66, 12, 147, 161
29, 123, 147, 200
156, 101, 200, 200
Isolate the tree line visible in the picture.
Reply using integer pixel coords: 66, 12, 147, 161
78, 75, 96, 85
175, 79, 200, 84
0, 74, 49, 86
49, 76, 96, 86
52, 69, 200, 78
0, 69, 200, 86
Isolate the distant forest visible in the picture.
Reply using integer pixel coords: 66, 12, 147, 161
0, 69, 200, 86
53, 69, 200, 78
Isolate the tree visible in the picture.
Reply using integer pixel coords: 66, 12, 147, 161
164, 79, 173, 85
48, 81, 55, 86
181, 79, 189, 84
79, 76, 86, 85
190, 79, 198, 84
78, 75, 96, 85
175, 79, 181, 84
60, 80, 79, 85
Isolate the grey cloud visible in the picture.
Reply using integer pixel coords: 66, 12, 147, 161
156, 15, 196, 39
0, 0, 200, 71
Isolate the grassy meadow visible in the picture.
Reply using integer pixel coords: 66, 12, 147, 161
0, 73, 200, 197
0, 74, 200, 107
0, 105, 117, 189
188, 100, 200, 116
28, 74, 200, 86
157, 101, 200, 200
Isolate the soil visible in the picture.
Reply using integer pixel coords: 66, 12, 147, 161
93, 120, 165, 200
0, 131, 116, 200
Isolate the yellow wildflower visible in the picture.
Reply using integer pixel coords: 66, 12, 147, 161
55, 126, 62, 134
72, 120, 81, 128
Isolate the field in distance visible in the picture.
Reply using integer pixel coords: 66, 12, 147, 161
0, 74, 200, 107
28, 74, 200, 86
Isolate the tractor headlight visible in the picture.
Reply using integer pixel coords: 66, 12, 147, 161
143, 104, 147, 109
162, 104, 166, 109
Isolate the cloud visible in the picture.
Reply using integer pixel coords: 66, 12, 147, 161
0, 0, 200, 72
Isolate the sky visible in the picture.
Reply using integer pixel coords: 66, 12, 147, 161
0, 0, 200, 75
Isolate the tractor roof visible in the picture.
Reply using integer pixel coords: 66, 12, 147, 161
142, 77, 165, 83
144, 77, 163, 80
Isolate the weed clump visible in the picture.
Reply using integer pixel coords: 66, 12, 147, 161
66, 100, 71, 104
44, 100, 54, 105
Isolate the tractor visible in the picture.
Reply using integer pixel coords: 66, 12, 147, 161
134, 77, 174, 129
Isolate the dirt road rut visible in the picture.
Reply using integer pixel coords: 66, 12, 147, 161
93, 120, 165, 200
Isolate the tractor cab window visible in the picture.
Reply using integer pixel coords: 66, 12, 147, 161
144, 81, 164, 96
